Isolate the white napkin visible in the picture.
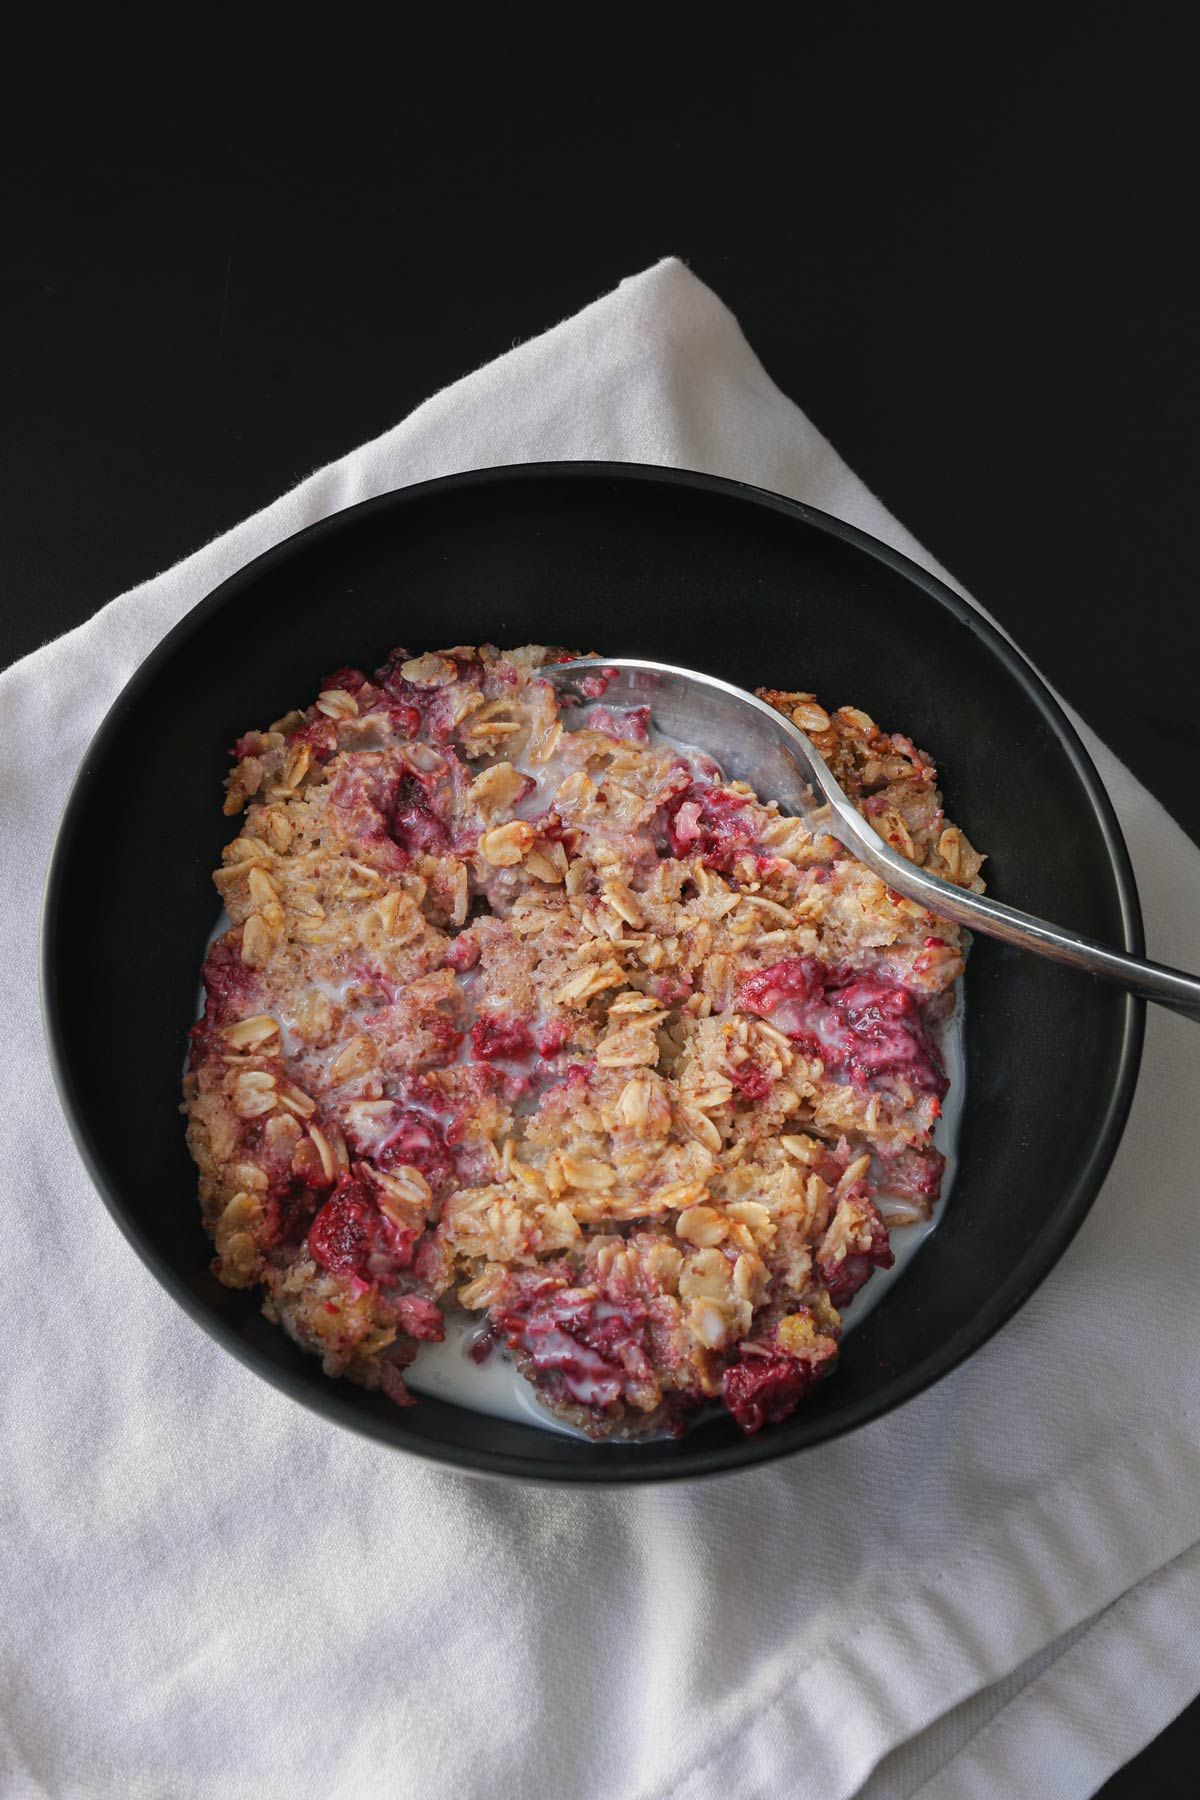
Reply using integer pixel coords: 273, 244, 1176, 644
3, 258, 1198, 1800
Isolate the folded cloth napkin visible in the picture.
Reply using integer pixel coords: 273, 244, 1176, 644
2, 259, 1198, 1800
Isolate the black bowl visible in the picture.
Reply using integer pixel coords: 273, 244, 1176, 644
41, 463, 1144, 1482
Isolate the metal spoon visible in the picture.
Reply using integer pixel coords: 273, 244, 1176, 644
546, 657, 1200, 1022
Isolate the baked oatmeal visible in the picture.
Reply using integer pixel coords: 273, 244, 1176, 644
184, 644, 984, 1438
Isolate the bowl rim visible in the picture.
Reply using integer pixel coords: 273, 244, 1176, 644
40, 460, 1147, 1483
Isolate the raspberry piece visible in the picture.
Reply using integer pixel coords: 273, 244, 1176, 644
260, 1180, 321, 1251
232, 729, 270, 759
392, 1294, 445, 1341
307, 1175, 377, 1276
444, 932, 481, 972
496, 1289, 652, 1410
818, 1195, 895, 1305
468, 1323, 500, 1365
470, 1015, 535, 1061
319, 665, 368, 695
669, 798, 703, 849
825, 976, 948, 1098
738, 958, 947, 1098
307, 1170, 416, 1280
664, 784, 762, 871
287, 716, 339, 762
729, 1062, 775, 1100
723, 1327, 839, 1432
878, 1144, 946, 1202
388, 774, 449, 855
535, 1017, 571, 1056
724, 1355, 814, 1432
424, 1013, 464, 1067
188, 936, 258, 1063
376, 1112, 453, 1187
584, 704, 650, 742
737, 956, 825, 1016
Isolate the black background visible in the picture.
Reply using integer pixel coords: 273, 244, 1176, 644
5, 6, 1196, 1790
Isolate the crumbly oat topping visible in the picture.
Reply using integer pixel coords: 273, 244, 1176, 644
184, 644, 985, 1438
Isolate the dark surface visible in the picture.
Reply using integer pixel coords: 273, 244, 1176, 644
42, 465, 1143, 1481
7, 2, 1196, 1783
